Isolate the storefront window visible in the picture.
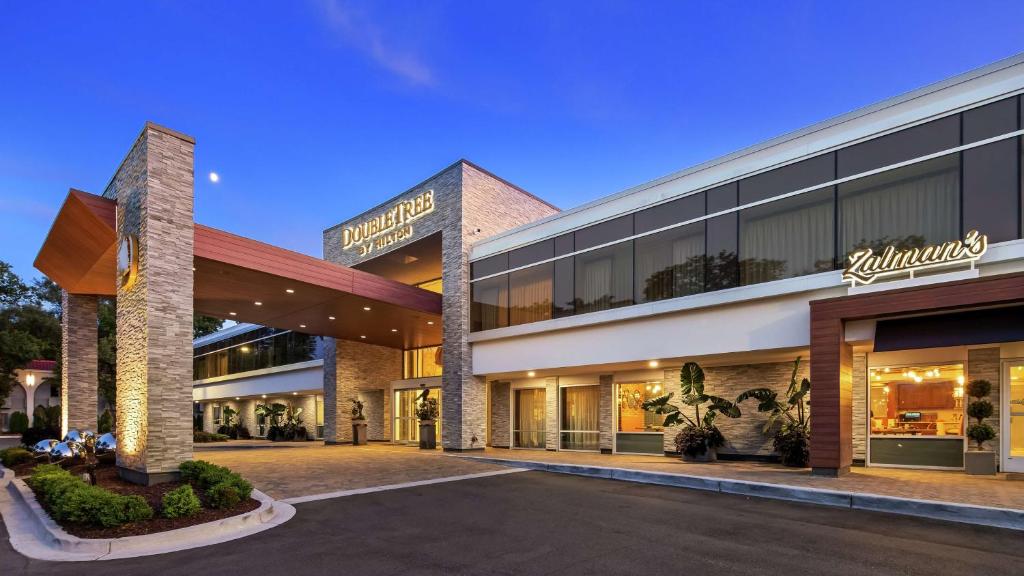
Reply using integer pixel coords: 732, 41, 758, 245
615, 382, 664, 454
403, 346, 442, 379
868, 362, 965, 468
513, 388, 546, 449
509, 263, 553, 326
560, 385, 600, 451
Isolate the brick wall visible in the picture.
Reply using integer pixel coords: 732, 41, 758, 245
490, 381, 510, 448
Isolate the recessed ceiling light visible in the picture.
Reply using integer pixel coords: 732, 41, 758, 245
191, 267, 196, 271
285, 289, 294, 294
427, 321, 434, 325
229, 312, 237, 316
235, 397, 240, 400
299, 324, 306, 328
328, 316, 336, 320
391, 328, 398, 332
292, 392, 297, 395
527, 371, 536, 377
254, 301, 262, 306
363, 306, 371, 311
648, 360, 659, 368
261, 394, 266, 399
360, 335, 366, 339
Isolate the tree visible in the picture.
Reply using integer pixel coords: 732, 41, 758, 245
0, 262, 61, 409
194, 314, 224, 339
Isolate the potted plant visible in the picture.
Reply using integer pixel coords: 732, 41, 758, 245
964, 379, 997, 475
736, 356, 811, 467
416, 388, 439, 449
351, 397, 368, 445
642, 362, 740, 462
255, 402, 286, 441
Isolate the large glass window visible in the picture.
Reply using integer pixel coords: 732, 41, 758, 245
193, 329, 323, 380
553, 258, 574, 318
838, 154, 960, 258
403, 346, 442, 379
560, 385, 600, 451
574, 241, 633, 314
963, 139, 1018, 243
837, 115, 960, 178
635, 222, 704, 303
513, 388, 546, 449
615, 382, 664, 454
740, 187, 834, 285
509, 263, 553, 325
471, 275, 509, 331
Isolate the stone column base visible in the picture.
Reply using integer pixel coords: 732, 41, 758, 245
810, 466, 850, 478
118, 467, 181, 486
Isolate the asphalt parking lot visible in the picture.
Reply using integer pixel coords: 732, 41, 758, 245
3, 470, 1023, 575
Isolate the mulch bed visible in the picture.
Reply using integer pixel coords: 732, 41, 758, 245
13, 459, 261, 539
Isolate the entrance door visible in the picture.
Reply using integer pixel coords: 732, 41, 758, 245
1003, 361, 1024, 472
393, 388, 442, 446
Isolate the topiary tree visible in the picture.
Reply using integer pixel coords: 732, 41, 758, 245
9, 411, 29, 434
965, 379, 996, 451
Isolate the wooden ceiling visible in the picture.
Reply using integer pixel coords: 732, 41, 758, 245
34, 190, 442, 348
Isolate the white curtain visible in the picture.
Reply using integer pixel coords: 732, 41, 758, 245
474, 279, 508, 330
576, 243, 632, 313
509, 265, 552, 325
514, 388, 546, 448
740, 190, 834, 285
635, 227, 704, 301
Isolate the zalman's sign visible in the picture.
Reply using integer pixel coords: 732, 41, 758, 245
341, 190, 435, 257
842, 230, 988, 287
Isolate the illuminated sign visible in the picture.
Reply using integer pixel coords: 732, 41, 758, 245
842, 230, 988, 287
117, 235, 139, 290
342, 190, 435, 257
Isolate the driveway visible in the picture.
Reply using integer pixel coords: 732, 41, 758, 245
3, 471, 1022, 575
194, 442, 507, 500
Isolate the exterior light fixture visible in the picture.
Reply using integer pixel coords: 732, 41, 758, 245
254, 301, 262, 306
957, 375, 965, 385
363, 306, 371, 311
328, 316, 336, 320
192, 267, 196, 271
391, 328, 398, 332
292, 392, 297, 395
427, 321, 434, 325
229, 312, 237, 316
299, 324, 306, 328
26, 373, 35, 387
261, 394, 267, 399
648, 360, 659, 368
527, 371, 536, 377
360, 335, 366, 339
235, 397, 240, 400
286, 289, 294, 294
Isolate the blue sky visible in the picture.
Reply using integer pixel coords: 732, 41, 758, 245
3, 1, 1024, 281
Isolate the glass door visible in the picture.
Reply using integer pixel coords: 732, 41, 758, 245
393, 388, 442, 446
559, 385, 600, 451
513, 388, 545, 449
615, 382, 665, 454
1004, 361, 1024, 473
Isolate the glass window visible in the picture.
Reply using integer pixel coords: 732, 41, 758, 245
837, 116, 960, 178
513, 388, 546, 449
553, 257, 574, 318
575, 215, 633, 251
616, 382, 664, 433
471, 275, 509, 332
509, 239, 554, 269
706, 214, 738, 291
740, 187, 834, 285
560, 385, 600, 451
963, 139, 1019, 243
634, 222, 704, 303
509, 263, 553, 325
838, 154, 960, 258
574, 241, 633, 314
738, 153, 835, 204
193, 329, 323, 380
554, 233, 574, 256
635, 192, 704, 234
963, 97, 1017, 144
706, 181, 737, 213
403, 346, 442, 378
471, 252, 508, 280
869, 363, 964, 437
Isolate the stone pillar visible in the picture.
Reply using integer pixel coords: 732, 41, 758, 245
240, 399, 257, 435
662, 368, 682, 454
489, 381, 510, 448
809, 316, 853, 476
61, 291, 98, 437
324, 338, 401, 444
360, 389, 385, 441
599, 374, 613, 453
545, 377, 558, 450
852, 354, 868, 463
202, 403, 215, 433
296, 394, 317, 440
110, 123, 195, 485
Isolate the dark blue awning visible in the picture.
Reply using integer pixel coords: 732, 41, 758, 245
873, 306, 1024, 352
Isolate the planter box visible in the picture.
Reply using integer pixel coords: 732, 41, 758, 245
964, 450, 997, 475
419, 421, 436, 449
682, 447, 717, 463
352, 421, 368, 445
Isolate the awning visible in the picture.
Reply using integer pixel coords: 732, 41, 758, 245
873, 306, 1024, 352
34, 189, 442, 348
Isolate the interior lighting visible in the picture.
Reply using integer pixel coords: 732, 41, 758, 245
883, 367, 891, 373
653, 384, 662, 393
235, 397, 240, 400
957, 375, 965, 385
913, 376, 923, 383
261, 394, 267, 399
240, 345, 251, 353
883, 385, 890, 394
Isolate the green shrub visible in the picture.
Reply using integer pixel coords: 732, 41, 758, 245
207, 482, 241, 509
162, 485, 201, 518
97, 410, 114, 434
179, 460, 252, 500
0, 447, 32, 467
27, 464, 154, 527
9, 411, 29, 434
193, 430, 229, 443
21, 426, 60, 448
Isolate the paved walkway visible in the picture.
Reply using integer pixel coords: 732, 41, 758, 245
455, 448, 1024, 510
195, 442, 505, 500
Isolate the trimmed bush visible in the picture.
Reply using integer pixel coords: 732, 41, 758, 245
97, 410, 114, 434
162, 485, 201, 519
9, 411, 29, 434
207, 482, 241, 509
193, 430, 229, 443
27, 464, 154, 527
0, 447, 32, 467
21, 426, 60, 448
180, 460, 252, 501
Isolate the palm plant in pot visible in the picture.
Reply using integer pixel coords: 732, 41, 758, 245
351, 397, 368, 445
736, 356, 811, 467
415, 388, 439, 449
964, 379, 997, 475
642, 362, 740, 462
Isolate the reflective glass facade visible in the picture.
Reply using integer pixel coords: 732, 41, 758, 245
193, 328, 325, 380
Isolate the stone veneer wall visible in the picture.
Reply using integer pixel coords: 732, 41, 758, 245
599, 375, 613, 452
489, 381, 510, 448
359, 389, 386, 441
545, 377, 558, 450
107, 124, 195, 482
324, 339, 401, 443
442, 163, 560, 450
968, 347, 1001, 458
61, 292, 98, 436
852, 354, 867, 461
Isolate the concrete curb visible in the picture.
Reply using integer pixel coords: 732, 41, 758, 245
0, 465, 295, 561
457, 455, 1024, 531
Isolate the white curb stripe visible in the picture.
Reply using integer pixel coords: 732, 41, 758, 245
282, 467, 529, 504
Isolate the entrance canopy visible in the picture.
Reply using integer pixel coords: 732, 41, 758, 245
35, 189, 442, 349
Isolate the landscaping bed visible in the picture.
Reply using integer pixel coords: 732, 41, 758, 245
10, 458, 260, 539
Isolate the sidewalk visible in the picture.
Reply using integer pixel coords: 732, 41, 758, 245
452, 448, 1024, 529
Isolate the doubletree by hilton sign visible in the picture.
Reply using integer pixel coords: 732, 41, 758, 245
842, 230, 988, 287
341, 190, 435, 257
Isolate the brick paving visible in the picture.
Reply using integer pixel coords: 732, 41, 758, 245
456, 448, 1024, 510
194, 442, 505, 500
